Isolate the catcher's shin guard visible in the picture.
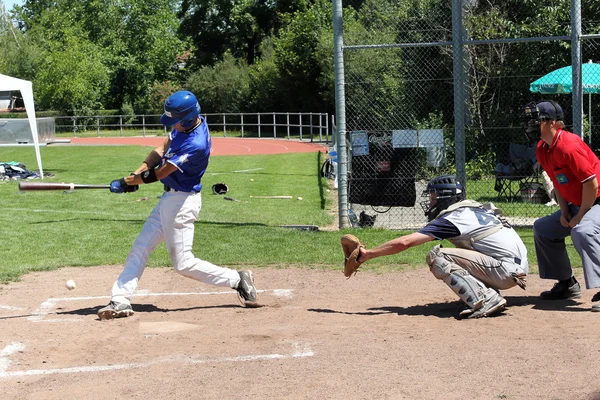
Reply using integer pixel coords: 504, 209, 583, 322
428, 254, 486, 310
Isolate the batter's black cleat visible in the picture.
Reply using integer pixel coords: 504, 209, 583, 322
236, 270, 259, 308
540, 279, 581, 300
97, 301, 134, 320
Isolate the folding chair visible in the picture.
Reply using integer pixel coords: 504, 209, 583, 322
494, 143, 540, 201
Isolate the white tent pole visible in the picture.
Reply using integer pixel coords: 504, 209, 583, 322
21, 81, 44, 179
0, 74, 44, 179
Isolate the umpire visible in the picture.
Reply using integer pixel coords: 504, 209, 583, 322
525, 100, 600, 312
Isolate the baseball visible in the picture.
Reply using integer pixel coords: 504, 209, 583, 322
65, 280, 76, 290
250, 178, 254, 182
297, 197, 303, 201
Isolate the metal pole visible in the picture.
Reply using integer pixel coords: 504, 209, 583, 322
452, 0, 467, 188
310, 112, 313, 142
258, 113, 261, 137
319, 113, 323, 142
326, 113, 330, 144
241, 113, 244, 137
273, 112, 276, 138
96, 116, 100, 137
333, 0, 349, 228
223, 114, 226, 137
287, 112, 290, 139
142, 115, 146, 137
119, 116, 123, 137
571, 0, 583, 138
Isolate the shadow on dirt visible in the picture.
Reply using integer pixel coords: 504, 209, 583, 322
308, 301, 464, 319
505, 295, 588, 312
55, 303, 242, 318
308, 295, 589, 319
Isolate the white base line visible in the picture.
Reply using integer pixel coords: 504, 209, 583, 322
27, 289, 294, 322
0, 342, 313, 378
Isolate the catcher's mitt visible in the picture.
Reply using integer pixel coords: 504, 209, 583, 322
341, 234, 364, 278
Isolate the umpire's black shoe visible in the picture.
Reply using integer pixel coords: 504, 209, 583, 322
592, 291, 600, 312
540, 279, 581, 300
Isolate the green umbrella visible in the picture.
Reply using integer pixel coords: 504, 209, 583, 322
530, 60, 600, 142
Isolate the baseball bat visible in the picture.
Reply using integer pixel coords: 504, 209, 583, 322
249, 195, 293, 199
18, 182, 110, 191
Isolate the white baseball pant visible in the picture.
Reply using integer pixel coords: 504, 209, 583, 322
111, 191, 241, 305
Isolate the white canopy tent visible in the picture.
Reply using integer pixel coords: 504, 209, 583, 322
0, 74, 44, 178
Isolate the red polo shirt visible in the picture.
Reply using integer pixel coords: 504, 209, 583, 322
536, 129, 600, 206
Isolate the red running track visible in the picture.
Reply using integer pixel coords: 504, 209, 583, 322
69, 137, 327, 156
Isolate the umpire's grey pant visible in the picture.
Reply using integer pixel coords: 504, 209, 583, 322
533, 204, 600, 289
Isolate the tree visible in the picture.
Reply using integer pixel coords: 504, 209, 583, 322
186, 53, 250, 113
273, 0, 334, 112
178, 0, 309, 67
13, 0, 185, 111
33, 23, 109, 114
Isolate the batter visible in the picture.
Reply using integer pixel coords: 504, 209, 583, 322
98, 91, 258, 320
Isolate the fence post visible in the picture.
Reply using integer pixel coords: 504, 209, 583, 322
142, 115, 146, 137
119, 115, 123, 137
299, 113, 303, 141
72, 117, 77, 137
326, 113, 330, 144
310, 112, 313, 142
273, 112, 276, 138
258, 113, 261, 138
286, 112, 290, 140
319, 113, 323, 143
223, 113, 226, 137
241, 113, 244, 137
96, 116, 100, 137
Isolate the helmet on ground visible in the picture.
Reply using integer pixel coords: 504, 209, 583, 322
420, 174, 466, 221
523, 100, 564, 140
160, 91, 201, 128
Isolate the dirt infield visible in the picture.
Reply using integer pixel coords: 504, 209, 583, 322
1, 266, 599, 400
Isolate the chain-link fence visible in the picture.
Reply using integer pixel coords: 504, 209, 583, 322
334, 0, 600, 229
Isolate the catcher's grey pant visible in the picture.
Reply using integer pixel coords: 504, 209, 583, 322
111, 191, 241, 305
533, 204, 600, 289
427, 246, 524, 291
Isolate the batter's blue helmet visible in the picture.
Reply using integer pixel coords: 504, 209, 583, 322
160, 91, 201, 128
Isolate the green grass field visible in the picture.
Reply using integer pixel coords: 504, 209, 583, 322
0, 145, 581, 283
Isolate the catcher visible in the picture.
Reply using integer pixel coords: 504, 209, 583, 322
341, 174, 528, 319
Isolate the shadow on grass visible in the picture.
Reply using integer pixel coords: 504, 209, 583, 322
29, 218, 145, 224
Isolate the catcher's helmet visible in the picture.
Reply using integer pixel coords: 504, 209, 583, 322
523, 100, 564, 140
420, 174, 466, 221
160, 91, 201, 128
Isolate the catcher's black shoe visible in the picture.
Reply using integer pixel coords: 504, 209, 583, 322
236, 270, 259, 308
540, 279, 581, 300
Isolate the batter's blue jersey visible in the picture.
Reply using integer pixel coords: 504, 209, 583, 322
160, 119, 211, 192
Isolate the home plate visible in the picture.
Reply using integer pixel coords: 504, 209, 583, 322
139, 321, 201, 334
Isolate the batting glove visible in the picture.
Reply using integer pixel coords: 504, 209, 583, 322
110, 178, 138, 194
